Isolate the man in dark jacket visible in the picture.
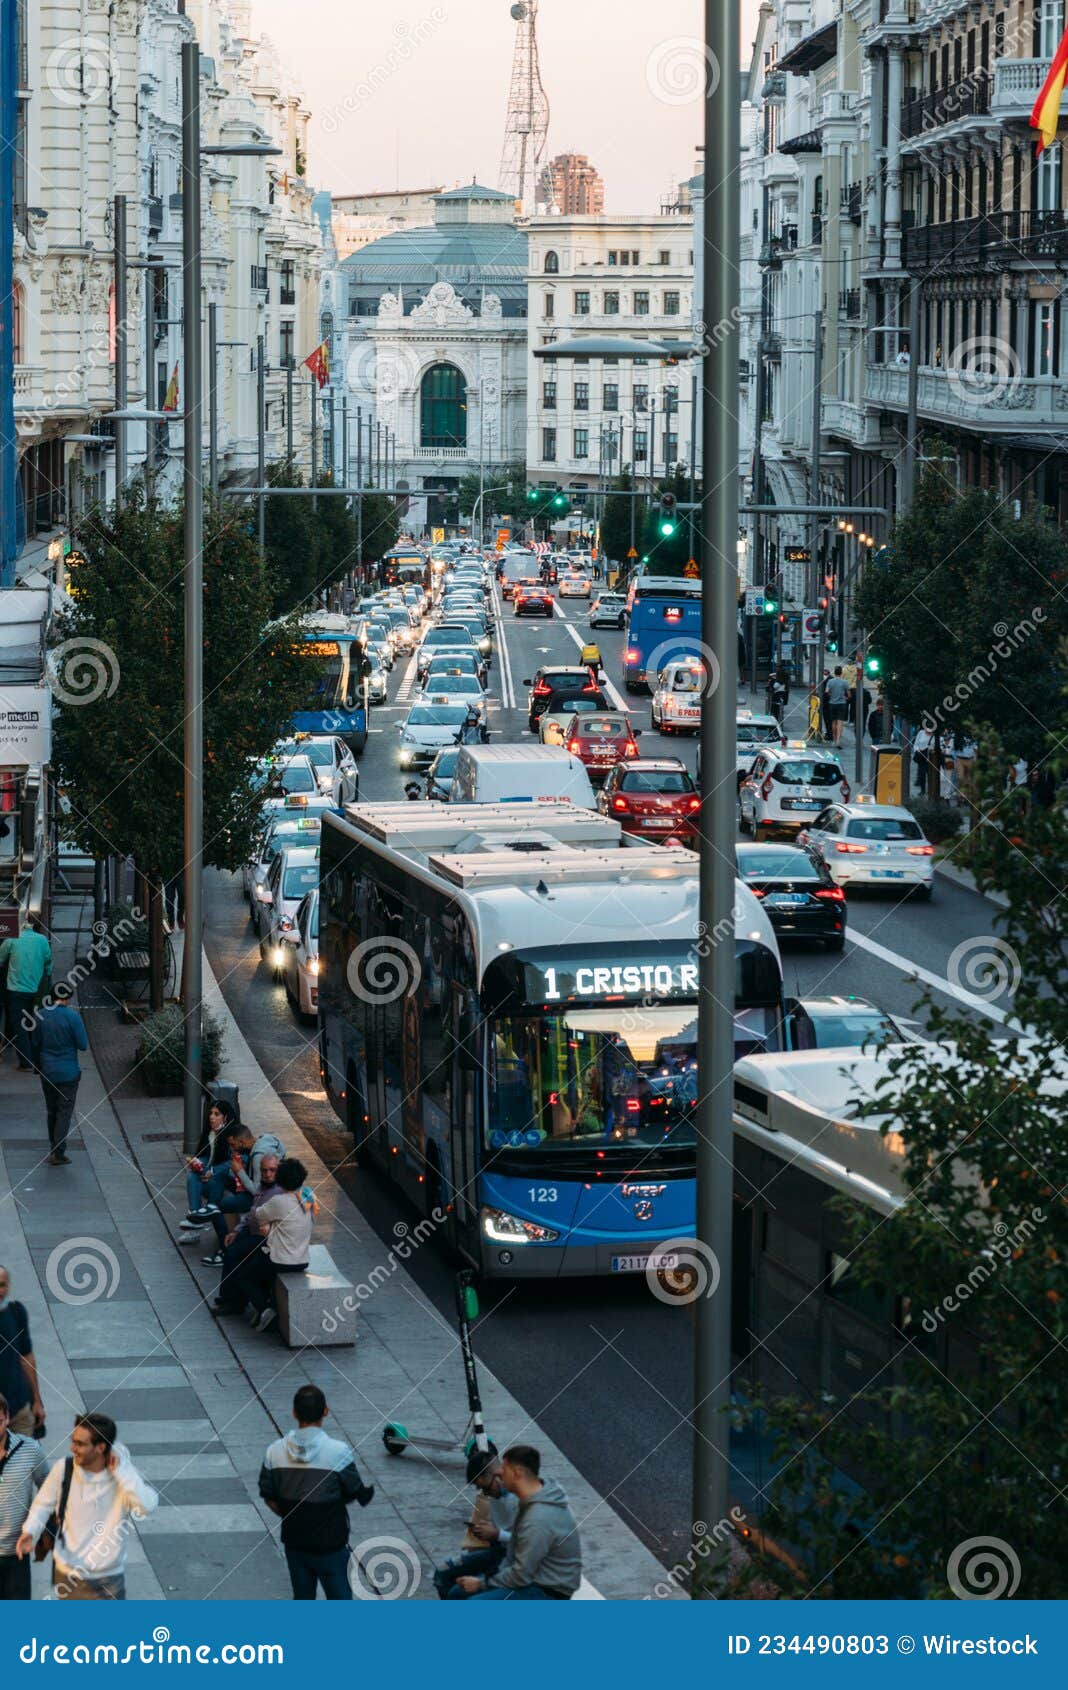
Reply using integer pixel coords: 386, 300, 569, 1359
259, 1386, 374, 1599
457, 1445, 581, 1600
28, 984, 87, 1166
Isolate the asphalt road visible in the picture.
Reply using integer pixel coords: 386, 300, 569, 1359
203, 578, 1010, 1567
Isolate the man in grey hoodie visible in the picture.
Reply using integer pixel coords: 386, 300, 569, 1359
457, 1445, 581, 1600
259, 1385, 374, 1600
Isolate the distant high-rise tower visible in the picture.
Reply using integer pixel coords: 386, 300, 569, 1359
539, 153, 605, 215
498, 2, 550, 213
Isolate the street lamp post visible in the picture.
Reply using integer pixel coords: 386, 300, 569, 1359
113, 195, 128, 506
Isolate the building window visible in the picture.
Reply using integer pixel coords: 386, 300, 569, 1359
608, 250, 618, 266
664, 290, 681, 316
630, 249, 640, 264
634, 383, 649, 411
280, 259, 295, 305
634, 429, 648, 462
1038, 142, 1062, 211
280, 320, 295, 368
574, 290, 591, 315
542, 427, 557, 461
634, 290, 650, 316
663, 433, 679, 464
319, 310, 333, 362
574, 428, 589, 459
12, 283, 24, 363
1040, 0, 1065, 58
604, 290, 620, 315
575, 380, 589, 410
544, 250, 559, 274
620, 251, 630, 266
603, 382, 619, 411
420, 362, 468, 449
543, 381, 557, 409
544, 291, 555, 318
659, 248, 671, 265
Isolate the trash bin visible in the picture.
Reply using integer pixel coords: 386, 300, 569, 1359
872, 744, 905, 806
203, 1078, 240, 1135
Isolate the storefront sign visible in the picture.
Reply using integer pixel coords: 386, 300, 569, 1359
0, 686, 51, 767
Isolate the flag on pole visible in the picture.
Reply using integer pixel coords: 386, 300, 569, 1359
162, 362, 179, 412
1031, 26, 1068, 151
303, 341, 330, 389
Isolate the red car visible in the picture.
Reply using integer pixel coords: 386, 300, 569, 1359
514, 581, 554, 618
597, 758, 702, 844
564, 711, 641, 784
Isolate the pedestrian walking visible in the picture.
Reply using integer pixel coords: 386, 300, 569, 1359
259, 1385, 374, 1600
435, 1446, 518, 1598
453, 1445, 581, 1601
766, 665, 790, 726
16, 1412, 157, 1599
0, 1392, 50, 1599
28, 984, 86, 1166
824, 667, 849, 745
0, 917, 52, 1071
0, 1267, 45, 1437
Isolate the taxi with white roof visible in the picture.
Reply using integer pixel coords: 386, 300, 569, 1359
735, 709, 787, 786
738, 741, 850, 839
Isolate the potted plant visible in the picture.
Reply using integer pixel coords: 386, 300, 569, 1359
137, 1003, 224, 1096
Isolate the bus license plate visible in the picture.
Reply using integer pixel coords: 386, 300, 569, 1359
611, 1252, 679, 1274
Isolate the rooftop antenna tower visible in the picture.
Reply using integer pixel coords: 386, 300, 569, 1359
498, 1, 550, 213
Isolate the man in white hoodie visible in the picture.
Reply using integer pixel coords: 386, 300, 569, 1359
259, 1385, 374, 1600
16, 1412, 157, 1599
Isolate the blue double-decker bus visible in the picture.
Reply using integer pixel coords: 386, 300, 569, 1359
291, 621, 369, 753
317, 801, 784, 1282
622, 570, 703, 691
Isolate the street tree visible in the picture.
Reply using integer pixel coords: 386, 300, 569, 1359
731, 731, 1068, 1598
600, 468, 639, 567
53, 491, 309, 1007
264, 462, 320, 615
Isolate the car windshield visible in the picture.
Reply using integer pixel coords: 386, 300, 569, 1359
805, 1012, 896, 1049
425, 629, 473, 647
737, 722, 782, 745
845, 816, 924, 841
772, 760, 843, 785
406, 706, 469, 727
487, 1006, 699, 1151
278, 763, 315, 793
577, 716, 628, 737
430, 750, 460, 776
431, 675, 481, 695
266, 822, 321, 855
542, 672, 590, 692
668, 671, 703, 693
280, 741, 332, 769
621, 769, 694, 794
282, 865, 319, 899
738, 848, 820, 879
308, 902, 319, 941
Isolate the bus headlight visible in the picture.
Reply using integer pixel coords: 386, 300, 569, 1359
481, 1207, 559, 1245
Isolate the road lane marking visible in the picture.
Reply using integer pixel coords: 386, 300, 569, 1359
492, 585, 516, 709
395, 655, 418, 704
560, 621, 629, 712
846, 927, 1014, 1028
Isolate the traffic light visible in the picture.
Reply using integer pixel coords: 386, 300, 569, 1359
552, 488, 568, 510
763, 592, 779, 616
658, 491, 678, 538
865, 652, 883, 678
526, 488, 540, 504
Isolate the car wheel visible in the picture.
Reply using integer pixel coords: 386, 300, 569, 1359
617, 616, 625, 629
753, 822, 768, 842
825, 934, 846, 952
913, 884, 933, 902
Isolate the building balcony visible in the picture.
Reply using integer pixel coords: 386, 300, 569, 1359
838, 288, 862, 321
13, 366, 44, 402
991, 58, 1047, 123
250, 265, 268, 292
147, 196, 164, 236
280, 286, 296, 305
414, 446, 469, 460
865, 360, 1068, 434
901, 72, 991, 141
840, 182, 863, 224
904, 210, 1068, 271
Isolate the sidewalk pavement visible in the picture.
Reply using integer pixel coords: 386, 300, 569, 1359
0, 892, 678, 1601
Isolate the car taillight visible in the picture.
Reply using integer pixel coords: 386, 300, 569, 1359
684, 795, 701, 812
623, 740, 639, 757
611, 796, 630, 812
533, 681, 551, 695
835, 841, 868, 854
568, 740, 581, 754
840, 781, 851, 800
749, 887, 766, 898
906, 844, 934, 855
815, 886, 846, 900
624, 649, 640, 662
760, 776, 774, 799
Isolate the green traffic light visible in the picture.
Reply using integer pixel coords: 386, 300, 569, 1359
659, 520, 677, 538
865, 655, 882, 676
764, 599, 778, 615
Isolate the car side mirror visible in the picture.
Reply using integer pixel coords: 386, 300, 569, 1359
282, 929, 301, 946
632, 728, 642, 737
598, 671, 607, 682
522, 678, 532, 687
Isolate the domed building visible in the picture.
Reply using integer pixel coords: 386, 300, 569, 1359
336, 182, 528, 531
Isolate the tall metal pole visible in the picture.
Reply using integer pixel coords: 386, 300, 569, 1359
356, 407, 363, 584
808, 308, 823, 689
478, 384, 485, 545
286, 356, 294, 465
256, 334, 266, 553
376, 420, 382, 487
327, 389, 335, 483
144, 254, 156, 497
693, 0, 739, 1580
180, 42, 204, 1158
902, 279, 921, 511
310, 375, 318, 512
113, 194, 128, 505
689, 368, 698, 506
341, 400, 348, 489
208, 302, 219, 499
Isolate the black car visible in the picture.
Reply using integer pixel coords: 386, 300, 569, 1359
524, 664, 606, 733
735, 841, 846, 950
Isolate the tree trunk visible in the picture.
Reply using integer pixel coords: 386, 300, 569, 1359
927, 730, 941, 801
93, 859, 105, 927
148, 872, 165, 1013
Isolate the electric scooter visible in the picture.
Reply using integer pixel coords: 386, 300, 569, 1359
381, 1270, 492, 1460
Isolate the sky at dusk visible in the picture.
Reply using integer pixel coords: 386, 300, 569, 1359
246, 0, 763, 211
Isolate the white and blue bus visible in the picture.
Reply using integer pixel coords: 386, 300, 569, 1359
291, 621, 369, 753
622, 569, 703, 691
317, 802, 784, 1278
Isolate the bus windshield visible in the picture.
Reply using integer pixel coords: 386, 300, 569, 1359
487, 1006, 698, 1152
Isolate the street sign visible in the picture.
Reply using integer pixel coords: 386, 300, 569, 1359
626, 546, 638, 559
744, 589, 765, 617
785, 546, 811, 564
0, 685, 51, 767
801, 608, 822, 645
496, 528, 511, 552
683, 558, 699, 578
431, 527, 445, 544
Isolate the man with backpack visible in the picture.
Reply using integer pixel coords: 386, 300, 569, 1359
0, 1392, 50, 1599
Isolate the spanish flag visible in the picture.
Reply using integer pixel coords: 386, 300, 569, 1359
1031, 25, 1068, 152
162, 361, 179, 412
303, 340, 330, 389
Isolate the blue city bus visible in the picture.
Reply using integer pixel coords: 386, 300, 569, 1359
317, 802, 784, 1281
623, 571, 703, 691
292, 629, 369, 754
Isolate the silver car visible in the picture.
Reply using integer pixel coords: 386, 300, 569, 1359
281, 890, 320, 1018
798, 801, 935, 897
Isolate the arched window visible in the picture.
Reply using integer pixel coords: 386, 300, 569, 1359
320, 310, 334, 361
420, 363, 467, 450
544, 250, 559, 274
12, 282, 24, 364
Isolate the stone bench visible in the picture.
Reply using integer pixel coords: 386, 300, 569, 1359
275, 1244, 356, 1348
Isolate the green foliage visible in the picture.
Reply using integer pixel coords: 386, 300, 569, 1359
264, 462, 320, 615
138, 1003, 224, 1088
54, 489, 310, 881
600, 469, 638, 566
356, 490, 401, 564
450, 461, 529, 527
734, 729, 1068, 1598
856, 465, 1068, 760
907, 796, 964, 843
640, 477, 696, 574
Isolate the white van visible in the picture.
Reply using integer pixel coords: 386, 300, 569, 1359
449, 744, 596, 807
497, 551, 540, 600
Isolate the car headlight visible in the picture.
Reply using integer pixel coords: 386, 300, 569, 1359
272, 946, 286, 967
481, 1207, 559, 1245
309, 958, 321, 977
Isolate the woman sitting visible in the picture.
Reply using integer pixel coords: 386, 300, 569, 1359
228, 1157, 315, 1333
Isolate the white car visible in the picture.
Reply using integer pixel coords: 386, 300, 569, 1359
243, 813, 322, 911
420, 671, 488, 724
424, 653, 485, 690
277, 735, 358, 802
258, 844, 321, 974
366, 662, 388, 704
558, 573, 592, 599
651, 661, 705, 735
399, 697, 480, 771
281, 890, 320, 1018
589, 592, 627, 629
798, 800, 935, 896
735, 709, 787, 786
739, 744, 851, 839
